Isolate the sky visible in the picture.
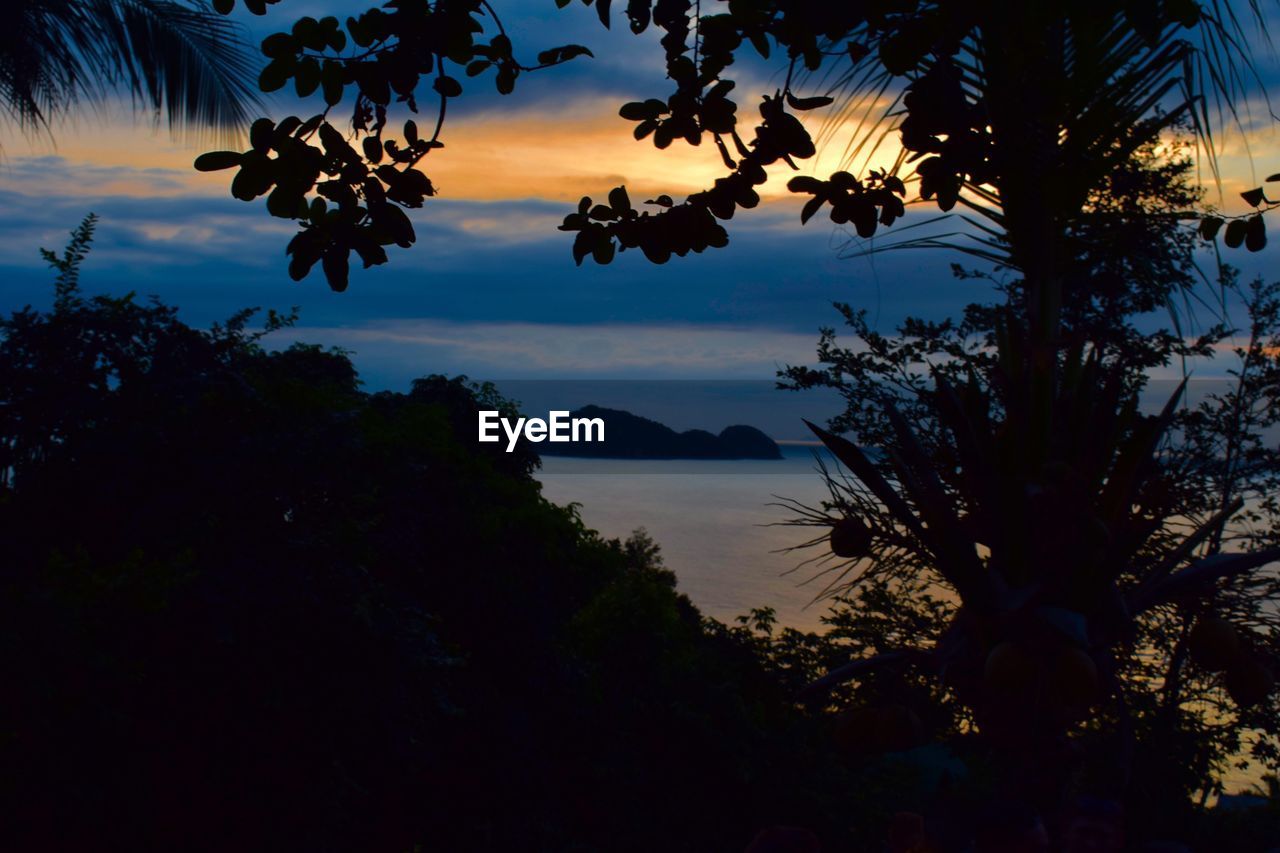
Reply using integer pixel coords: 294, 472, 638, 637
2, 0, 1280, 390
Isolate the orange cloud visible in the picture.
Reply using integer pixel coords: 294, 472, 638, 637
2, 92, 908, 209
7, 88, 1272, 219
422, 94, 906, 204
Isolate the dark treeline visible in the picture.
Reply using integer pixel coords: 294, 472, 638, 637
5, 219, 1279, 851
0, 222, 901, 852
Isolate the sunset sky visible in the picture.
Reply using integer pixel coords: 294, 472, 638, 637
2, 0, 1279, 387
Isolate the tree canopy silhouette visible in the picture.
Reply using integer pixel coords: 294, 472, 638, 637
187, 0, 1280, 821
7, 217, 970, 852
777, 140, 1280, 825
198, 0, 1276, 290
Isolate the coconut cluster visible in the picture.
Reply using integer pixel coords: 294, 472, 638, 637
1188, 617, 1276, 708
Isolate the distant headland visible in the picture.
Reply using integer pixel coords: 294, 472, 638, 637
538, 405, 782, 460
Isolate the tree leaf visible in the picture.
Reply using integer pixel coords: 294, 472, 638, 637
194, 151, 243, 171
259, 60, 290, 94
267, 183, 304, 219
1224, 218, 1247, 248
1241, 187, 1265, 207
608, 185, 631, 216
261, 33, 295, 59
322, 246, 350, 291
537, 45, 594, 65
592, 238, 616, 264
785, 92, 834, 111
249, 117, 274, 151
231, 156, 274, 200
572, 228, 595, 265
495, 67, 516, 95
619, 101, 653, 121
1245, 215, 1266, 252
851, 198, 877, 237
625, 0, 651, 34
786, 176, 823, 194
433, 76, 463, 98
321, 61, 345, 106
800, 195, 823, 224
294, 58, 320, 98
286, 234, 320, 280
1198, 216, 1223, 240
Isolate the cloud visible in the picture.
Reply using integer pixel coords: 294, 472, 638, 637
280, 318, 827, 384
0, 152, 220, 197
2, 4, 1276, 385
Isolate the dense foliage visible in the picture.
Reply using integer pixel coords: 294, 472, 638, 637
4, 213, 1280, 847
196, 0, 1276, 289
2, 0, 260, 141
3, 218, 975, 852
775, 140, 1280, 837
12, 0, 1280, 846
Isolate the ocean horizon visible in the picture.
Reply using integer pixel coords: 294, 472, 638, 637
537, 444, 849, 633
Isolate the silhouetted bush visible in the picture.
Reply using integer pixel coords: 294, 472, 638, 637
0, 224, 932, 852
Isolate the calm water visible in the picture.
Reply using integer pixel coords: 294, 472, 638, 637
537, 445, 847, 632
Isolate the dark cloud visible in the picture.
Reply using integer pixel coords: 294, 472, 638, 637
243, 0, 779, 130
0, 176, 974, 337
5, 161, 1277, 387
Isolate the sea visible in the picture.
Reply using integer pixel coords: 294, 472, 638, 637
526, 380, 1272, 794
519, 376, 1262, 635
538, 447, 1269, 795
536, 443, 850, 633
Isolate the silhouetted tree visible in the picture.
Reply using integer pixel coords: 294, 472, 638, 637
189, 0, 1280, 837
1, 0, 260, 143
3, 218, 957, 852
772, 133, 1280, 830
198, 0, 1274, 289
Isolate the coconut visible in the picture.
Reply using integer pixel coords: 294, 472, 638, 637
877, 704, 924, 752
831, 706, 881, 756
984, 641, 1039, 694
829, 517, 873, 558
1224, 658, 1276, 708
1188, 617, 1245, 672
832, 705, 924, 755
1048, 646, 1099, 707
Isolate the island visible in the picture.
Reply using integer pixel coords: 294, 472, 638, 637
537, 405, 783, 460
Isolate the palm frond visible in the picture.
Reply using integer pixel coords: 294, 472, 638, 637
807, 2, 1274, 264
1, 0, 260, 144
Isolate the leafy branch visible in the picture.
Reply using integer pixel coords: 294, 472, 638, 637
199, 0, 593, 289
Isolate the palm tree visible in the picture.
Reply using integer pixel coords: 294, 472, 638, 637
547, 0, 1280, 818
0, 0, 260, 144
778, 0, 1280, 813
